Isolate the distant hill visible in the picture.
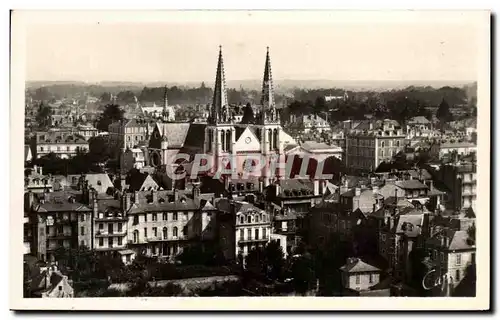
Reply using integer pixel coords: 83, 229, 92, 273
27, 79, 475, 92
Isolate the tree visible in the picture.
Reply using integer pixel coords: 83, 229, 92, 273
314, 96, 327, 113
245, 241, 285, 282
241, 103, 255, 124
96, 104, 125, 132
88, 136, 112, 163
290, 255, 316, 295
35, 102, 52, 128
436, 98, 453, 123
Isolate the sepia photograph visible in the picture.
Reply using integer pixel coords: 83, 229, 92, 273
9, 10, 490, 310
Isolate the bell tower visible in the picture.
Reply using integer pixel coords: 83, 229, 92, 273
204, 46, 236, 174
257, 47, 284, 185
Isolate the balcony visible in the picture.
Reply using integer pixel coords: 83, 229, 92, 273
146, 235, 187, 242
95, 245, 127, 252
94, 216, 127, 222
238, 237, 269, 244
95, 230, 127, 237
47, 232, 72, 239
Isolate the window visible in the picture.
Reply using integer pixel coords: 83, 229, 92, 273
67, 146, 70, 151
80, 240, 85, 247
184, 212, 188, 221
152, 213, 157, 221
455, 269, 460, 281
118, 223, 122, 232
109, 238, 113, 248
108, 224, 113, 234
263, 228, 267, 239
263, 214, 267, 222
173, 227, 178, 237
173, 212, 178, 221
369, 274, 373, 283
80, 214, 85, 222
99, 238, 103, 247
144, 214, 148, 222
133, 216, 139, 225
80, 226, 84, 236
239, 229, 244, 241
163, 227, 168, 239
255, 229, 260, 240
133, 230, 138, 243
247, 216, 252, 223
144, 228, 148, 238
98, 223, 103, 230
440, 252, 444, 262
153, 227, 157, 237
182, 226, 187, 236
247, 228, 252, 240
40, 147, 44, 152
118, 237, 122, 246
355, 274, 360, 284
456, 254, 462, 266
240, 216, 244, 224
255, 215, 259, 223
57, 146, 60, 151
163, 213, 167, 221
381, 141, 385, 147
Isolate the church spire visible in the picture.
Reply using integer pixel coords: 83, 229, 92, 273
211, 46, 229, 124
261, 46, 275, 109
260, 47, 278, 124
162, 85, 169, 121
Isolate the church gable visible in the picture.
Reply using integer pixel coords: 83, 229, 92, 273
234, 126, 261, 152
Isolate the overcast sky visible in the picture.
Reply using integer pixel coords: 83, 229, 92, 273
21, 11, 486, 83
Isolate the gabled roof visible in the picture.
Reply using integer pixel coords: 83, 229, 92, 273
395, 180, 428, 190
394, 213, 425, 237
67, 174, 113, 194
301, 141, 341, 152
408, 116, 431, 124
340, 258, 381, 273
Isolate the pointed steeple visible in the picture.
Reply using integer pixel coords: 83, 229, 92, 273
261, 46, 275, 109
211, 46, 229, 124
162, 86, 169, 121
260, 47, 278, 124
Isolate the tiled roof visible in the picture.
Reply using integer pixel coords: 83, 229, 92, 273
394, 213, 425, 237
406, 169, 432, 181
301, 141, 341, 152
156, 122, 191, 148
340, 258, 381, 273
67, 174, 114, 194
440, 142, 476, 149
127, 190, 199, 213
448, 230, 475, 250
395, 180, 428, 190
428, 229, 475, 251
408, 116, 431, 124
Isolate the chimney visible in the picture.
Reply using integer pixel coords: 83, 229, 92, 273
275, 182, 281, 197
259, 179, 264, 193
39, 166, 43, 175
173, 188, 179, 201
33, 165, 38, 174
123, 191, 131, 211
313, 180, 320, 196
151, 190, 157, 203
192, 182, 201, 199
354, 187, 361, 197
27, 191, 34, 210
134, 191, 139, 204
